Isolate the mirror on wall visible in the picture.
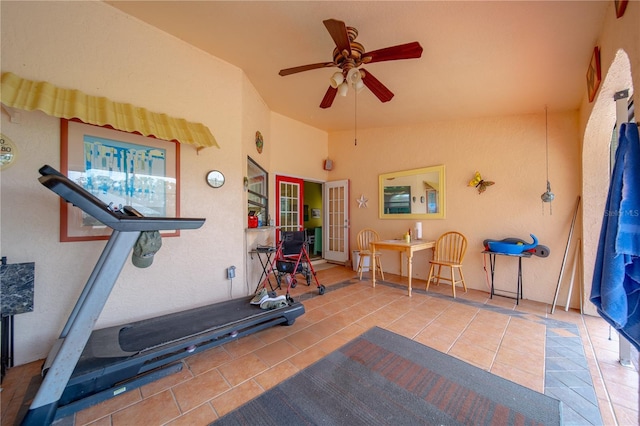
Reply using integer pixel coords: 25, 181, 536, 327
379, 165, 445, 219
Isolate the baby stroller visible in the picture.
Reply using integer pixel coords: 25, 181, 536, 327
273, 230, 325, 302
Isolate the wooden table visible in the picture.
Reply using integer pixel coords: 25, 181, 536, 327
371, 239, 435, 297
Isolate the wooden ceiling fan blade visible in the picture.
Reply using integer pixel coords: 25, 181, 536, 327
361, 70, 394, 103
279, 62, 334, 76
363, 42, 423, 64
320, 86, 338, 109
323, 19, 351, 56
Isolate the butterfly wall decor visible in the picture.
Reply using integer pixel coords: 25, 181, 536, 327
468, 171, 495, 194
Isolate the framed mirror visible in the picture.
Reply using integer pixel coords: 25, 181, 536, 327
206, 170, 225, 188
379, 165, 445, 219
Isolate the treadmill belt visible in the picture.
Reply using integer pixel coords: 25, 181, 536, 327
118, 297, 282, 352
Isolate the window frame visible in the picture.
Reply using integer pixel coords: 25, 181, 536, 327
247, 156, 269, 226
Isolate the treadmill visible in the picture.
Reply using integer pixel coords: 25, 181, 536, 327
21, 165, 305, 425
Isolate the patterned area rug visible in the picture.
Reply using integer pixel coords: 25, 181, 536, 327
212, 327, 562, 425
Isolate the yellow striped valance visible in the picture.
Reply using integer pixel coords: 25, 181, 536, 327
1, 72, 218, 149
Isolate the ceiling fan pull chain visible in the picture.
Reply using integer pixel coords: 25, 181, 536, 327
354, 89, 358, 146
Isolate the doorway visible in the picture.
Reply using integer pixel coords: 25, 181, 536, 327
275, 176, 350, 264
274, 175, 322, 260
303, 181, 323, 260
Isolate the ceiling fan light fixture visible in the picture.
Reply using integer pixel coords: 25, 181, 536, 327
329, 71, 344, 89
354, 79, 365, 93
346, 68, 362, 86
338, 82, 349, 97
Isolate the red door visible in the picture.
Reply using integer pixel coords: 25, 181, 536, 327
276, 175, 304, 242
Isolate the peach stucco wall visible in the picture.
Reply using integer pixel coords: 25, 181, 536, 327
328, 112, 583, 304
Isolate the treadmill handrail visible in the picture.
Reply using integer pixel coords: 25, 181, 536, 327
38, 165, 204, 232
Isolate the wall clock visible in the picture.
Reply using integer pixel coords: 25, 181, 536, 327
206, 170, 225, 188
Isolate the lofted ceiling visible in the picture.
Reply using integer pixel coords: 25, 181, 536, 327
105, 1, 609, 132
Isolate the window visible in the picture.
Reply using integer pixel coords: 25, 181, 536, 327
247, 157, 268, 226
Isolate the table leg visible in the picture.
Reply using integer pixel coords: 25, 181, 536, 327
254, 252, 276, 293
372, 247, 377, 288
407, 251, 413, 297
516, 257, 523, 305
1, 315, 13, 381
489, 254, 496, 299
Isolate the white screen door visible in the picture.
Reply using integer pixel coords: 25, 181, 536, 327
323, 179, 349, 263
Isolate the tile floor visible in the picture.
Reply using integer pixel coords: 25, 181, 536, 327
2, 264, 638, 425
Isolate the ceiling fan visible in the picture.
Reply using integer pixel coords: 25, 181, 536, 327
279, 19, 423, 109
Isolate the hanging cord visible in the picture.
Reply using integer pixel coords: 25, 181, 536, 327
546, 107, 552, 214
545, 106, 550, 187
542, 105, 554, 215
354, 89, 358, 146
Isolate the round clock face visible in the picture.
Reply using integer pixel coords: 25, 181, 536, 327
206, 170, 225, 188
0, 133, 18, 170
255, 131, 264, 153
